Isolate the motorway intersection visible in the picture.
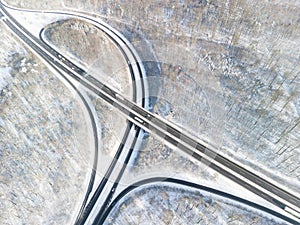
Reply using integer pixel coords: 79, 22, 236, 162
0, 2, 299, 225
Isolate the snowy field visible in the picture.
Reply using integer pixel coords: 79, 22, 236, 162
0, 0, 299, 224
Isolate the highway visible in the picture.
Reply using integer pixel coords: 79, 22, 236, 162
40, 8, 149, 225
0, 2, 299, 225
0, 2, 148, 225
96, 177, 299, 225
38, 42, 100, 225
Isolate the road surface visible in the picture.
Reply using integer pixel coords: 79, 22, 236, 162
0, 2, 299, 225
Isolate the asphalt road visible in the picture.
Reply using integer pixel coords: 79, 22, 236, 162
0, 2, 299, 224
96, 177, 299, 225
0, 3, 148, 225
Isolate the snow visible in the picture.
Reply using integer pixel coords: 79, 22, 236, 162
123, 132, 298, 224
0, 67, 11, 90
1, 1, 299, 224
106, 183, 290, 225
4, 6, 71, 38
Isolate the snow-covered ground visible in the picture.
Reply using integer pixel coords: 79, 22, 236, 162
1, 0, 299, 224
106, 184, 289, 225
0, 21, 93, 224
